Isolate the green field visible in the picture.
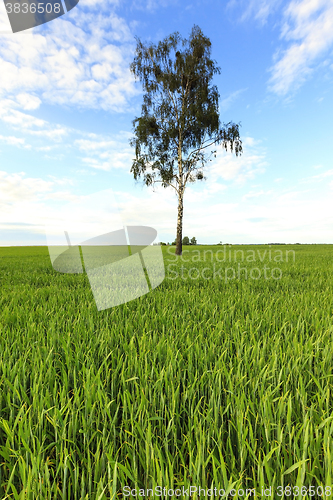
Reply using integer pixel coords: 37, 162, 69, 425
1, 244, 333, 499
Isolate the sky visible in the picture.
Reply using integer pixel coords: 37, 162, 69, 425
1, 0, 333, 246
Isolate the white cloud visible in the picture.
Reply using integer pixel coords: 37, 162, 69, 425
36, 146, 54, 151
209, 136, 268, 185
47, 175, 75, 186
177, 188, 333, 244
301, 168, 333, 183
81, 149, 133, 171
0, 98, 69, 142
0, 134, 30, 148
220, 88, 247, 111
0, 170, 84, 240
28, 127, 67, 140
242, 189, 271, 200
134, 178, 333, 244
81, 157, 114, 171
0, 171, 81, 207
276, 188, 311, 202
0, 9, 139, 113
75, 136, 134, 171
0, 170, 53, 204
226, 0, 282, 24
183, 182, 227, 204
16, 93, 42, 110
74, 139, 119, 151
81, 0, 119, 9
0, 1, 12, 32
268, 0, 333, 95
2, 166, 333, 244
130, 0, 180, 12
0, 100, 46, 128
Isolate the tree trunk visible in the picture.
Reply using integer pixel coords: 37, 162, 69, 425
175, 188, 184, 256
176, 128, 184, 256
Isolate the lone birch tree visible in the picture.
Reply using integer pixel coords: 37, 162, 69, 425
129, 25, 243, 256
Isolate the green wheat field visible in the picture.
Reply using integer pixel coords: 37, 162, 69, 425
1, 244, 333, 499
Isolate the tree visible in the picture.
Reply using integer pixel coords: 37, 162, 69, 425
182, 236, 190, 245
190, 236, 197, 245
129, 25, 242, 256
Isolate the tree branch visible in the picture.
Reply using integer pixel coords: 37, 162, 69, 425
151, 178, 179, 195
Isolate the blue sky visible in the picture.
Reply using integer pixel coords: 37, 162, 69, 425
1, 0, 333, 245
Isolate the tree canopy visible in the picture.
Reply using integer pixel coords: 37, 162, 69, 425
129, 25, 242, 255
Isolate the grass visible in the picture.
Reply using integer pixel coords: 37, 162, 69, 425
0, 244, 333, 499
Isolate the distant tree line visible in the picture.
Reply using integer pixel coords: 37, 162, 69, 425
158, 236, 197, 246
174, 236, 197, 246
